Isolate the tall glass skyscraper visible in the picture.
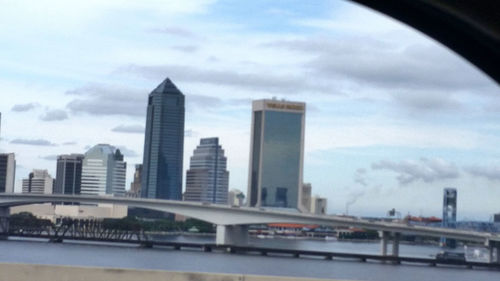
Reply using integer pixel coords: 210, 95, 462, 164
54, 154, 84, 195
247, 99, 306, 210
141, 78, 185, 200
185, 137, 229, 204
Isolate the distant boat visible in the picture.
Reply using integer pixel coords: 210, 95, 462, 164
325, 236, 337, 241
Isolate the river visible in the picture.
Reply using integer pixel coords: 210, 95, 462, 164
0, 237, 498, 281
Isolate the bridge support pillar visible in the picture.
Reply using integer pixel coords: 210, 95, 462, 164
380, 231, 400, 258
216, 225, 248, 246
392, 232, 400, 257
0, 207, 9, 239
485, 240, 500, 264
380, 231, 389, 256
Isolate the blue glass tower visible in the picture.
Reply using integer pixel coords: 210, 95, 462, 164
141, 78, 185, 200
247, 99, 306, 210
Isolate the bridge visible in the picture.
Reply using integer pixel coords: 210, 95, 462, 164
1, 193, 499, 263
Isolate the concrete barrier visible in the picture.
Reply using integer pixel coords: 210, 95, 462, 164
0, 263, 347, 281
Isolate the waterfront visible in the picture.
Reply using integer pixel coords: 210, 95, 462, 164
0, 238, 498, 281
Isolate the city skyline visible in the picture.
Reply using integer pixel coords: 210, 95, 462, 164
0, 0, 499, 219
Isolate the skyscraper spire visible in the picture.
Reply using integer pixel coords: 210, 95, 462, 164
151, 77, 180, 94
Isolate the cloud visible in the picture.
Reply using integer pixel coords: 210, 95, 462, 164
264, 37, 496, 95
465, 165, 500, 181
40, 109, 69, 121
391, 91, 462, 112
112, 125, 145, 134
39, 155, 58, 161
62, 141, 77, 145
118, 64, 334, 94
171, 45, 199, 53
150, 26, 198, 38
11, 103, 38, 112
10, 139, 57, 146
66, 84, 146, 117
372, 157, 459, 185
188, 94, 222, 108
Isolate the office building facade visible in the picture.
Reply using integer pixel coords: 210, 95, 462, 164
228, 189, 244, 206
247, 99, 306, 210
184, 137, 229, 204
141, 78, 185, 200
441, 187, 458, 247
311, 196, 328, 215
54, 154, 84, 195
22, 169, 53, 194
301, 183, 312, 212
0, 153, 15, 193
129, 164, 142, 197
81, 144, 126, 196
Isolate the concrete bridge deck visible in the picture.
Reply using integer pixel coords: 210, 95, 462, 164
1, 194, 500, 263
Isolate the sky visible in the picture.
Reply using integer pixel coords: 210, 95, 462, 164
0, 0, 499, 220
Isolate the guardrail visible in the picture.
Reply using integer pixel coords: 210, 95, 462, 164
0, 263, 336, 281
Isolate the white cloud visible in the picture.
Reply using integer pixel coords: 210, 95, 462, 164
11, 103, 38, 112
10, 139, 57, 146
112, 125, 145, 134
40, 109, 69, 121
372, 158, 460, 185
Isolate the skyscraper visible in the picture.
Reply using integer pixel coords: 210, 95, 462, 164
184, 137, 229, 204
0, 153, 15, 193
129, 164, 142, 197
441, 187, 457, 247
22, 169, 53, 194
301, 183, 312, 212
247, 99, 306, 210
81, 144, 126, 196
141, 78, 185, 200
54, 154, 84, 195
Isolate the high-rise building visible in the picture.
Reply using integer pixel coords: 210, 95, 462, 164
129, 164, 142, 197
0, 153, 15, 193
184, 138, 229, 204
22, 169, 53, 194
54, 154, 84, 195
247, 99, 306, 210
228, 189, 245, 206
301, 183, 312, 212
141, 78, 185, 200
441, 187, 457, 247
311, 196, 328, 215
494, 213, 500, 223
81, 144, 126, 196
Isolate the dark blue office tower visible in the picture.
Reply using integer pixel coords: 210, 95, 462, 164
141, 78, 185, 200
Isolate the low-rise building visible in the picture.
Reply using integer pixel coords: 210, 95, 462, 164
228, 189, 244, 206
310, 196, 327, 215
22, 170, 53, 194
